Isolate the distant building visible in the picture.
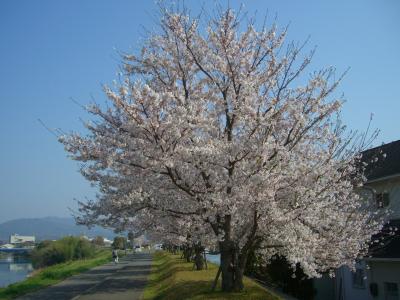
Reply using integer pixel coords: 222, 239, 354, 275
103, 238, 113, 246
10, 234, 35, 244
0, 243, 15, 249
80, 235, 91, 241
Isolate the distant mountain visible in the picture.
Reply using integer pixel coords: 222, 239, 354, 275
0, 217, 116, 242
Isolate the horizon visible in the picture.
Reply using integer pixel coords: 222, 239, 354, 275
1, 0, 399, 223
0, 216, 75, 224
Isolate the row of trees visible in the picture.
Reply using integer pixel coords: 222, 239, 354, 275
60, 4, 388, 292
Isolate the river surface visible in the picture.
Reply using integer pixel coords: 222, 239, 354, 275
206, 253, 220, 265
0, 253, 33, 288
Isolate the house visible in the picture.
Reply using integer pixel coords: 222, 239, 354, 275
314, 140, 400, 300
9, 234, 35, 245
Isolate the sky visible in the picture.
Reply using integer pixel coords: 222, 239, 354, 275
0, 0, 399, 223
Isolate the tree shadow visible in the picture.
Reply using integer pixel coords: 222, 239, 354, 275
153, 280, 273, 300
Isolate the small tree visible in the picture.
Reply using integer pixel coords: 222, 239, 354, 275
127, 231, 134, 249
92, 236, 105, 246
128, 231, 134, 242
61, 4, 388, 292
112, 236, 127, 250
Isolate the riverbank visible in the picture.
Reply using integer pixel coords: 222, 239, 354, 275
0, 249, 111, 299
143, 251, 281, 300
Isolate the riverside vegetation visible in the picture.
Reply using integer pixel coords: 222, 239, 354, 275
0, 236, 111, 299
31, 236, 96, 268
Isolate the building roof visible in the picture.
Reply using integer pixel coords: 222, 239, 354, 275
362, 139, 400, 181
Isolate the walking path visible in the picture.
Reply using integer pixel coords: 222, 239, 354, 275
17, 252, 152, 300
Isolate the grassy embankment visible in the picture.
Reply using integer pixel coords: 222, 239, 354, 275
0, 249, 111, 300
143, 251, 281, 300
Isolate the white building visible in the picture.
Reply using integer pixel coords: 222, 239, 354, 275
0, 243, 15, 249
314, 140, 400, 300
103, 238, 113, 246
10, 234, 35, 244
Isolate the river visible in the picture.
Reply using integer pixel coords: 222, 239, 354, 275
206, 253, 220, 265
0, 253, 33, 288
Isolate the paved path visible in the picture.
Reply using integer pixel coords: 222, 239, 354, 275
17, 252, 152, 300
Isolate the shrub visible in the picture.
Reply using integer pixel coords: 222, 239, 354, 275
92, 236, 105, 246
245, 252, 315, 300
31, 236, 95, 268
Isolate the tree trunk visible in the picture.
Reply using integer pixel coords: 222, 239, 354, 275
219, 240, 249, 292
233, 252, 248, 291
233, 268, 244, 291
215, 214, 249, 292
220, 240, 235, 292
183, 245, 193, 262
194, 244, 205, 270
203, 250, 208, 270
212, 265, 222, 291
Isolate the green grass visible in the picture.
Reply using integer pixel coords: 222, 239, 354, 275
0, 249, 112, 300
143, 251, 281, 300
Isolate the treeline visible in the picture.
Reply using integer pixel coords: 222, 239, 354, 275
31, 236, 96, 268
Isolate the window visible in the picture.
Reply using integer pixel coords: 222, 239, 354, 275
384, 282, 399, 300
352, 269, 365, 289
376, 193, 390, 208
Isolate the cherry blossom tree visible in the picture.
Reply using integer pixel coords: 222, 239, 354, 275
75, 177, 215, 270
60, 5, 387, 292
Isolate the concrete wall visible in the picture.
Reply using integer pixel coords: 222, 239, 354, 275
335, 264, 372, 300
367, 260, 400, 300
314, 263, 373, 300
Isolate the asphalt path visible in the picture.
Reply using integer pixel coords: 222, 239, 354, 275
17, 252, 152, 300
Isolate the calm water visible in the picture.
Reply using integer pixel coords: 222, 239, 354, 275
0, 253, 33, 288
206, 254, 220, 265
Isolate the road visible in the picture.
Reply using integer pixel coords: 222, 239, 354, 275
17, 252, 152, 300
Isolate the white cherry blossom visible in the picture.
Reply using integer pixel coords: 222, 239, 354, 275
60, 6, 386, 292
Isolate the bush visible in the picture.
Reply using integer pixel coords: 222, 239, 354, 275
265, 257, 315, 300
245, 252, 315, 300
31, 236, 96, 268
112, 236, 127, 250
92, 236, 105, 246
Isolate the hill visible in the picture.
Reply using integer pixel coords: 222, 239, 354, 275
0, 217, 116, 242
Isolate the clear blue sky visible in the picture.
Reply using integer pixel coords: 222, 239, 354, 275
0, 0, 399, 223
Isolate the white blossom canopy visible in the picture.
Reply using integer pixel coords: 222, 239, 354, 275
60, 7, 386, 278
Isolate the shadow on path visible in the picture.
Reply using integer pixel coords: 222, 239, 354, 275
17, 252, 152, 300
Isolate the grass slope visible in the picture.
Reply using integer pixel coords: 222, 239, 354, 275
143, 251, 281, 300
0, 250, 111, 300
